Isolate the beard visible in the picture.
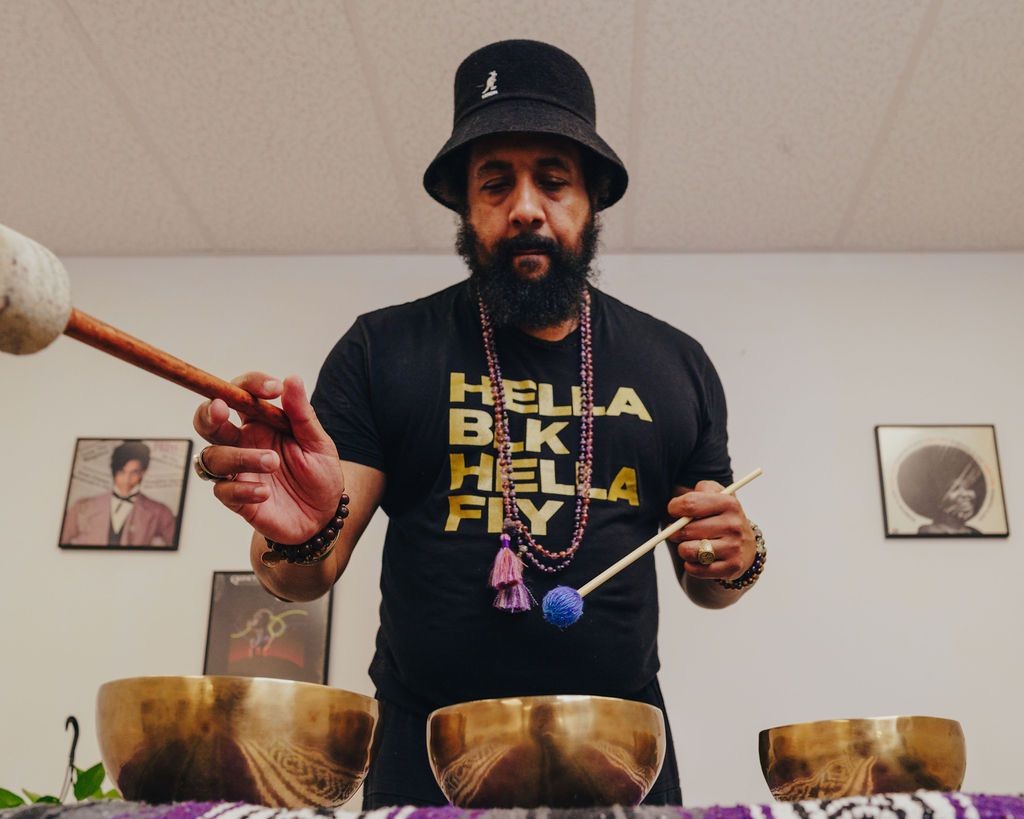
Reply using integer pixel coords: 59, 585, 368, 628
456, 215, 601, 330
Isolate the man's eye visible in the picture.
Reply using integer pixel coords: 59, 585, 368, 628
482, 180, 509, 191
541, 178, 568, 189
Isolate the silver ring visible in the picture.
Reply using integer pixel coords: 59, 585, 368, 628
193, 446, 236, 483
696, 538, 717, 566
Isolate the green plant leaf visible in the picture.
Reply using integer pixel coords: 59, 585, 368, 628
0, 788, 26, 807
23, 790, 61, 803
74, 762, 105, 800
100, 788, 121, 800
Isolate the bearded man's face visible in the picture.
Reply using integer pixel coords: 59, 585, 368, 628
458, 133, 600, 329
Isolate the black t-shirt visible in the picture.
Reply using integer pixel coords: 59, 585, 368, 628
311, 281, 732, 714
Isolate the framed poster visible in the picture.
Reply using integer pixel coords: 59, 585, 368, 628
59, 438, 192, 550
875, 425, 1009, 537
203, 571, 333, 684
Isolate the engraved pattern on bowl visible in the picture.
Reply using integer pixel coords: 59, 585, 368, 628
427, 694, 665, 808
96, 675, 379, 807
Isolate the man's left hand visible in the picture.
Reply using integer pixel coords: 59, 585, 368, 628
666, 480, 756, 581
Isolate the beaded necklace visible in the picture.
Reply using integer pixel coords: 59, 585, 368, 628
477, 289, 595, 613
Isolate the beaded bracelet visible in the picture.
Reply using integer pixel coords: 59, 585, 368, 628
717, 520, 766, 590
262, 493, 350, 566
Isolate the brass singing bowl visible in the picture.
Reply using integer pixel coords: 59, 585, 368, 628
759, 715, 966, 801
427, 694, 665, 808
96, 676, 378, 807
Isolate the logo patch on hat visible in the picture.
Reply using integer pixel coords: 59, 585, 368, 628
481, 70, 498, 99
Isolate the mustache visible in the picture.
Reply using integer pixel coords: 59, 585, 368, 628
456, 216, 601, 330
487, 232, 563, 262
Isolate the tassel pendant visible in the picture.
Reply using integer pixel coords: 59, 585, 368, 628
490, 533, 532, 612
494, 580, 534, 613
489, 533, 523, 589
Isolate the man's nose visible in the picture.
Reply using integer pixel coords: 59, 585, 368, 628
508, 179, 545, 231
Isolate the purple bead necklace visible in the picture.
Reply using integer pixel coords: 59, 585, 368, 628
477, 289, 595, 613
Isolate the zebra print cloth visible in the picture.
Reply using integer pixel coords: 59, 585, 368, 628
3, 792, 1023, 819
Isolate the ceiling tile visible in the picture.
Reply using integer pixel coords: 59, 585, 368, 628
629, 0, 930, 250
346, 0, 636, 252
4, 1, 1021, 255
842, 0, 1024, 250
0, 0, 209, 255
67, 0, 413, 252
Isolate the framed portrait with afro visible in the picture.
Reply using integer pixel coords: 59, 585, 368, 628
59, 438, 193, 550
875, 425, 1009, 537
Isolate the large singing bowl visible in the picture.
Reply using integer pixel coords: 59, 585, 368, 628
97, 676, 378, 807
427, 694, 665, 808
759, 715, 966, 801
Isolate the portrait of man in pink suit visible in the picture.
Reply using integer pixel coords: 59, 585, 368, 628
60, 439, 189, 549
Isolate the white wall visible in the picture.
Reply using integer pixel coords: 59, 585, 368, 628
1, 251, 1020, 807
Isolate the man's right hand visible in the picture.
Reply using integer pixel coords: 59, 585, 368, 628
193, 372, 345, 544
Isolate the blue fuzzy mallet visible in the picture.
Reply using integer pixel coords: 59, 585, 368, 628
542, 468, 764, 628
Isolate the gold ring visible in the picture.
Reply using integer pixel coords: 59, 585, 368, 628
696, 538, 717, 566
192, 446, 236, 482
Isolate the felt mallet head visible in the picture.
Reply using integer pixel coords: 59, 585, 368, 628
0, 223, 72, 355
542, 585, 584, 628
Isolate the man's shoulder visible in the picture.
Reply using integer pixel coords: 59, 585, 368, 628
71, 493, 108, 512
594, 287, 708, 359
354, 281, 468, 331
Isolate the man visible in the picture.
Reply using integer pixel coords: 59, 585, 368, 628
60, 440, 177, 547
192, 40, 765, 807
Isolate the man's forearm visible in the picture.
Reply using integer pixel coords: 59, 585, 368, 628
681, 572, 749, 609
250, 531, 343, 602
667, 540, 755, 609
248, 460, 385, 602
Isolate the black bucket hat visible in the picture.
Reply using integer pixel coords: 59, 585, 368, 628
423, 39, 628, 212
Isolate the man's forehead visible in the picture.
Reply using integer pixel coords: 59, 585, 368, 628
468, 133, 582, 168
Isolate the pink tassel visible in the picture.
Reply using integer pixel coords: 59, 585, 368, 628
488, 534, 523, 589
493, 580, 534, 613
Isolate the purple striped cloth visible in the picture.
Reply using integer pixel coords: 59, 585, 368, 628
3, 792, 1023, 819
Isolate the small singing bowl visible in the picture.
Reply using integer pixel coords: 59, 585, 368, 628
427, 694, 665, 808
96, 676, 378, 807
759, 715, 966, 801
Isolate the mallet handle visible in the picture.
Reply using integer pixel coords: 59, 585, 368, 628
64, 308, 291, 433
577, 468, 763, 598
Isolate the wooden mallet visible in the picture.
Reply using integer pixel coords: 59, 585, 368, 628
541, 468, 764, 627
0, 223, 290, 432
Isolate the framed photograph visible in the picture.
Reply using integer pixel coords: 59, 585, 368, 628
875, 425, 1009, 538
203, 571, 333, 684
59, 438, 193, 550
